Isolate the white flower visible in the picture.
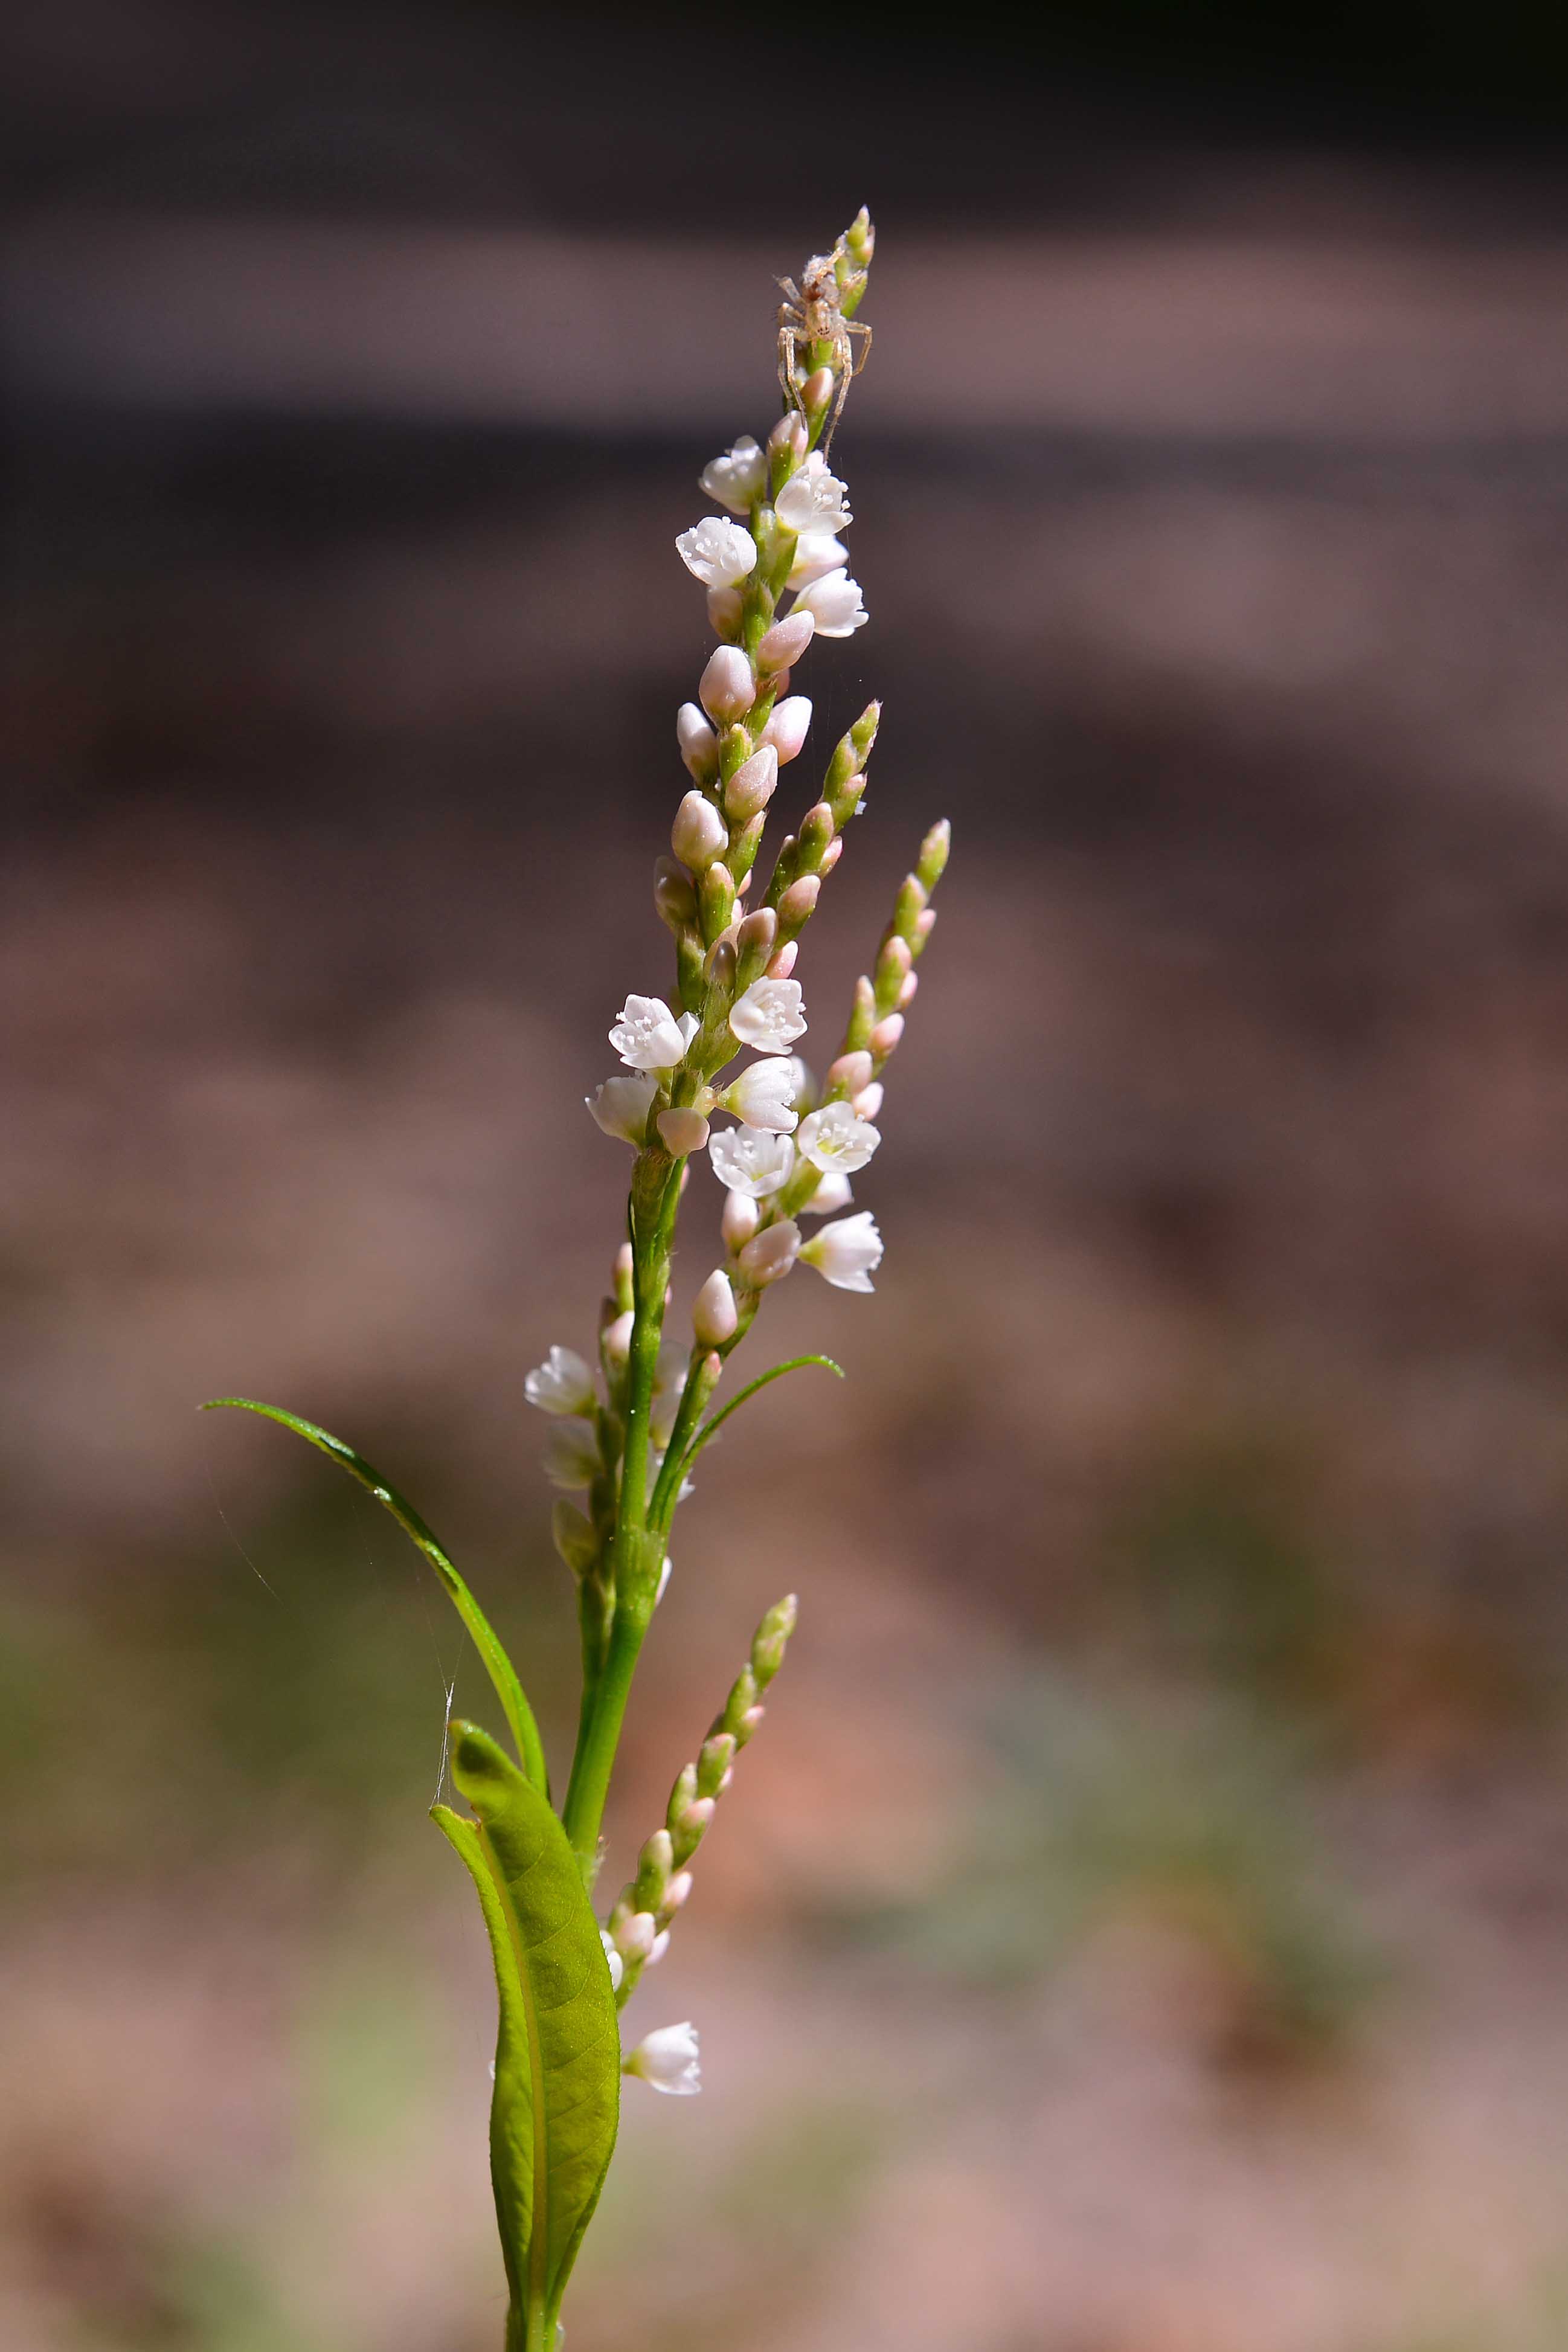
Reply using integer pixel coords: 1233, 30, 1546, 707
708, 1126, 794, 1197
676, 516, 759, 589
729, 976, 806, 1054
611, 993, 689, 1072
720, 1059, 798, 1134
793, 567, 867, 638
775, 452, 853, 536
587, 1073, 657, 1145
524, 1345, 596, 1417
736, 1219, 800, 1287
796, 1100, 880, 1174
788, 532, 847, 588
801, 1169, 853, 1216
600, 1929, 625, 1993
700, 434, 766, 514
542, 1418, 600, 1490
801, 1210, 883, 1293
625, 2020, 701, 2097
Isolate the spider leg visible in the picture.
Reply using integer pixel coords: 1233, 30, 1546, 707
818, 353, 852, 452
777, 326, 802, 412
845, 319, 873, 376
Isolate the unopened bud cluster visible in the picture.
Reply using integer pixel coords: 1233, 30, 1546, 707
606, 1595, 797, 2011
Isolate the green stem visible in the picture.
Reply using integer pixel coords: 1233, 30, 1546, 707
561, 1155, 681, 1868
647, 1351, 719, 1535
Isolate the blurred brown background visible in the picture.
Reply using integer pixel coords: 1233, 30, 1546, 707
9, 4, 1568, 2347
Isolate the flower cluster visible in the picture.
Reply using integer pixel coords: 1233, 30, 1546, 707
522, 209, 948, 2096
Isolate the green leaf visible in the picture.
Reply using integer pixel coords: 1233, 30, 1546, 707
201, 1396, 548, 1797
677, 1354, 843, 1482
434, 1723, 620, 2351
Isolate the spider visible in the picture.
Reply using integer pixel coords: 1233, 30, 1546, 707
776, 251, 872, 451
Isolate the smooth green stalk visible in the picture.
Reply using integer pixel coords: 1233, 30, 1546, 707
562, 1151, 681, 1869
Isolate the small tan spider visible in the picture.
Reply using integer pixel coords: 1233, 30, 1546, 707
776, 250, 872, 450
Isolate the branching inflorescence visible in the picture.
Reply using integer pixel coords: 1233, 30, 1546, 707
208, 207, 948, 2352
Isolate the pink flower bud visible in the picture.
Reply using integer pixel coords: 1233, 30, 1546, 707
870, 1014, 904, 1055
706, 585, 743, 640
818, 837, 843, 874
757, 610, 815, 673
853, 1083, 884, 1120
828, 1050, 873, 1097
915, 907, 937, 939
736, 1218, 800, 1287
800, 365, 835, 414
722, 1188, 760, 1249
768, 942, 798, 978
778, 875, 820, 928
898, 971, 919, 1007
676, 701, 719, 782
666, 1871, 693, 1909
723, 745, 779, 821
672, 789, 728, 870
759, 695, 812, 764
676, 1798, 716, 1838
699, 644, 755, 723
768, 411, 808, 461
617, 1910, 658, 1961
602, 1309, 634, 1364
692, 1268, 738, 1346
657, 1107, 710, 1156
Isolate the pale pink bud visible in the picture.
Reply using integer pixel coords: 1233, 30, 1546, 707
778, 875, 820, 928
676, 1798, 716, 1838
828, 1050, 873, 1097
759, 695, 812, 764
870, 1014, 905, 1055
818, 837, 843, 874
647, 1930, 671, 1965
724, 745, 779, 821
756, 609, 815, 673
717, 1766, 734, 1794
676, 701, 719, 782
898, 971, 919, 1007
617, 1910, 658, 1961
768, 942, 798, 978
657, 1107, 710, 1156
699, 644, 755, 723
737, 1218, 800, 1287
915, 907, 937, 939
853, 1082, 884, 1120
692, 1269, 739, 1347
666, 1871, 693, 1909
740, 1705, 766, 1737
602, 1309, 634, 1364
707, 585, 743, 640
722, 1188, 760, 1249
800, 365, 835, 414
768, 411, 808, 461
672, 789, 727, 870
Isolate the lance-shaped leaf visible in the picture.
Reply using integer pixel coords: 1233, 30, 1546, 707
202, 1396, 548, 1795
434, 1722, 620, 2351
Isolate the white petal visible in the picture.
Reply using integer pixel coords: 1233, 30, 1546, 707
676, 517, 759, 589
707, 1127, 794, 1198
524, 1345, 596, 1416
795, 1101, 881, 1174
610, 992, 689, 1071
729, 977, 807, 1055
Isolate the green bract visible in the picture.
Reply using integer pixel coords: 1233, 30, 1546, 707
434, 1726, 620, 2352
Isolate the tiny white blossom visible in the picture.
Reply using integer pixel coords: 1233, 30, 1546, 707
775, 452, 853, 536
736, 1218, 800, 1287
676, 516, 759, 589
708, 1126, 794, 1198
615, 1910, 658, 1962
788, 532, 847, 588
730, 976, 806, 1054
542, 1418, 599, 1490
793, 567, 867, 638
624, 2020, 701, 2096
524, 1345, 596, 1417
700, 434, 766, 514
611, 993, 689, 1072
801, 1210, 883, 1293
796, 1100, 881, 1174
587, 1074, 657, 1145
600, 1929, 625, 1993
721, 1059, 798, 1134
802, 1169, 854, 1216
